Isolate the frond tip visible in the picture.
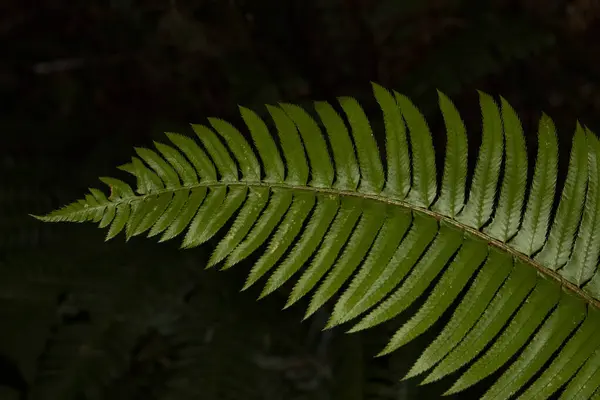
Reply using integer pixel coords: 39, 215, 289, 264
37, 83, 600, 398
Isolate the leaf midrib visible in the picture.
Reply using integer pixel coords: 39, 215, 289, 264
90, 179, 600, 310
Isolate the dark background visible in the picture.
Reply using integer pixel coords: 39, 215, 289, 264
1, 0, 599, 399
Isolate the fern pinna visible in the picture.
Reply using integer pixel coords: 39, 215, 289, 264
38, 83, 600, 399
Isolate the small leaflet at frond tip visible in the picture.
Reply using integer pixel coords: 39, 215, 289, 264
117, 162, 134, 175
30, 213, 45, 221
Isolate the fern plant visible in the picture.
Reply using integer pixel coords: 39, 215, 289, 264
37, 83, 600, 399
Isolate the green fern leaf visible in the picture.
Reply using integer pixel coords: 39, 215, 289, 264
314, 101, 359, 190
483, 97, 527, 241
243, 191, 315, 290
165, 131, 217, 182
225, 189, 293, 269
443, 277, 563, 394
182, 186, 227, 248
432, 89, 467, 218
561, 344, 600, 399
327, 207, 411, 328
476, 292, 586, 399
520, 307, 600, 399
154, 141, 199, 186
209, 186, 269, 267
343, 213, 437, 324
560, 129, 600, 285
372, 82, 411, 199
261, 195, 339, 298
383, 234, 488, 353
128, 156, 164, 193
134, 147, 180, 189
406, 248, 513, 379
267, 105, 309, 185
305, 201, 387, 319
394, 92, 437, 206
349, 222, 463, 338
239, 106, 284, 183
207, 117, 261, 181
457, 91, 503, 229
286, 196, 362, 308
191, 124, 238, 181
37, 84, 600, 398
339, 97, 385, 194
536, 123, 588, 269
280, 103, 334, 188
509, 113, 558, 256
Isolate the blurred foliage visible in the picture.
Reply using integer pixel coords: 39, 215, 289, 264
2, 0, 600, 398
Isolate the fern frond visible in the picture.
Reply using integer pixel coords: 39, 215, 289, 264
38, 83, 600, 398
